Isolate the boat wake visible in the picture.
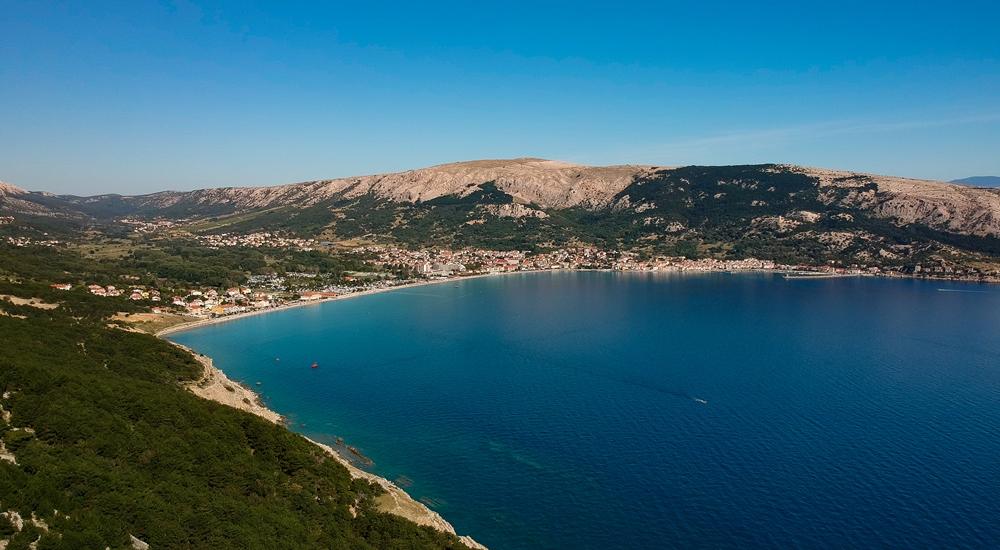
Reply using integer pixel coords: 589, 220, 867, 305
937, 288, 990, 293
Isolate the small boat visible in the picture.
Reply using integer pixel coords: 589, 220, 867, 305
311, 362, 319, 369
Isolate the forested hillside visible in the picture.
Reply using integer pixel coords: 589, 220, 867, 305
0, 280, 470, 549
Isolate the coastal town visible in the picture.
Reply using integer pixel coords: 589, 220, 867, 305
47, 246, 784, 321
27, 236, 995, 327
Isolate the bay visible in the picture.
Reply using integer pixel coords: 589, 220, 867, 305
169, 271, 1000, 549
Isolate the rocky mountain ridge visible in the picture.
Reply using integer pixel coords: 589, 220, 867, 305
3, 159, 1000, 240
0, 181, 27, 196
80, 158, 657, 213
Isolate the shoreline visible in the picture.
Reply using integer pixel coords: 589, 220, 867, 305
157, 281, 496, 548
157, 267, 999, 339
164, 338, 487, 549
154, 267, 996, 549
156, 271, 520, 337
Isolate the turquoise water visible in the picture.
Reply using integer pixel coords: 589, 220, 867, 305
170, 272, 1000, 549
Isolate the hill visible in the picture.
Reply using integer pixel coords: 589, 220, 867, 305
952, 176, 1000, 188
4, 159, 999, 235
3, 160, 1000, 273
0, 278, 476, 548
2, 159, 999, 546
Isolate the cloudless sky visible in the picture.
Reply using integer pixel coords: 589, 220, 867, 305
2, 1, 999, 194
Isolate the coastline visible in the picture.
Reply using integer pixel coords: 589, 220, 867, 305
156, 271, 519, 338
160, 301, 490, 548
157, 267, 997, 339
152, 268, 754, 549
153, 267, 992, 549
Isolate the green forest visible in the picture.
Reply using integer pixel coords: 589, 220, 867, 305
0, 264, 470, 548
0, 239, 375, 292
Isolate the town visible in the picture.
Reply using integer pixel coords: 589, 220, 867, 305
29, 238, 992, 325
196, 231, 319, 251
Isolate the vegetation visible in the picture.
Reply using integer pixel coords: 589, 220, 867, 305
5, 164, 1000, 275
1, 163, 998, 547
306, 165, 1000, 272
0, 279, 469, 548
0, 238, 375, 292
125, 241, 372, 287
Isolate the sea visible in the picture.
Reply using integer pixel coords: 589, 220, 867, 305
169, 271, 1000, 549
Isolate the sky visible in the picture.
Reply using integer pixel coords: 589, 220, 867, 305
2, 1, 999, 194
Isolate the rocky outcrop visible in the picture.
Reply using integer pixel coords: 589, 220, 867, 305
115, 158, 654, 211
0, 181, 55, 216
129, 534, 150, 550
359, 158, 653, 208
307, 438, 487, 549
131, 160, 1000, 237
0, 182, 26, 197
176, 344, 283, 424
7, 159, 1000, 239
799, 166, 1000, 237
477, 203, 549, 219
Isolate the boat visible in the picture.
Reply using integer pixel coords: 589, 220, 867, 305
311, 362, 319, 369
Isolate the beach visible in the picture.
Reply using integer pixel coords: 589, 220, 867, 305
156, 271, 516, 338
156, 264, 996, 339
159, 279, 491, 549
157, 270, 1000, 548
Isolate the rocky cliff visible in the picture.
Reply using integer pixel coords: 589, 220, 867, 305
3, 159, 1000, 240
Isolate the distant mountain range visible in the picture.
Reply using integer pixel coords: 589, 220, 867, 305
3, 159, 1000, 268
951, 176, 1000, 188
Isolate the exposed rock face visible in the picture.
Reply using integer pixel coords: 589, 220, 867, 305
0, 181, 54, 216
5, 159, 1000, 239
129, 534, 150, 550
799, 166, 1000, 237
0, 182, 27, 197
477, 203, 549, 219
139, 160, 999, 237
751, 216, 804, 234
115, 158, 655, 211
362, 158, 654, 208
179, 345, 283, 424
788, 210, 821, 223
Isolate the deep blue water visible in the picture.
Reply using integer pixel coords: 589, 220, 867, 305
170, 272, 1000, 549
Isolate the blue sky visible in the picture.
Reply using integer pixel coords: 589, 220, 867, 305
2, 1, 999, 194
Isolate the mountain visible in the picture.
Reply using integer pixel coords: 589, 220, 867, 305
952, 176, 1000, 188
0, 181, 52, 216
0, 181, 27, 196
3, 159, 1000, 267
53, 158, 653, 216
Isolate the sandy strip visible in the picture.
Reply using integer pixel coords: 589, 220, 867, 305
156, 271, 521, 337
153, 266, 875, 548
176, 343, 283, 424
163, 326, 489, 547
306, 436, 485, 549
156, 266, 999, 339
